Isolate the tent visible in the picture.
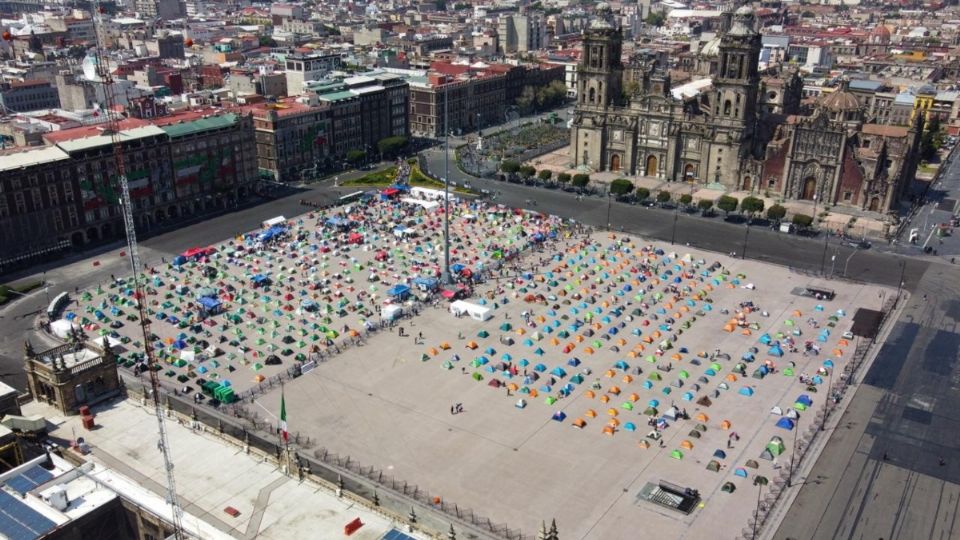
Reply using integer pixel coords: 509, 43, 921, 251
739, 387, 755, 397
766, 437, 786, 456
706, 460, 721, 472
721, 482, 736, 493
734, 468, 748, 478
776, 418, 795, 430
386, 284, 411, 299
713, 449, 727, 459
551, 411, 567, 422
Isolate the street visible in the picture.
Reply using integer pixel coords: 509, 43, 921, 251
892, 144, 960, 261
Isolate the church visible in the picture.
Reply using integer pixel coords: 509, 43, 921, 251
569, 4, 921, 214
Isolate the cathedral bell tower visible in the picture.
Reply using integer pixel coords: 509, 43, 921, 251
576, 5, 623, 109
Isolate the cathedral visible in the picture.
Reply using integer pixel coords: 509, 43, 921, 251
570, 5, 921, 215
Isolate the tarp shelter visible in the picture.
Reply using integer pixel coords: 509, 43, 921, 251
198, 296, 222, 313
262, 216, 286, 228
412, 277, 439, 291
450, 300, 493, 321
51, 319, 80, 339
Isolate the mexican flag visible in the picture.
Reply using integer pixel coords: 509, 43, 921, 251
280, 393, 288, 443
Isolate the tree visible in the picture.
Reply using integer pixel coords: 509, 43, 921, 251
610, 178, 635, 196
346, 149, 366, 165
740, 196, 765, 216
377, 135, 409, 157
572, 174, 590, 189
767, 204, 787, 222
717, 195, 739, 215
636, 187, 651, 201
792, 214, 814, 228
500, 160, 521, 174
538, 169, 553, 182
259, 35, 277, 47
679, 193, 693, 206
646, 11, 666, 27
920, 115, 944, 161
697, 199, 714, 213
557, 172, 571, 185
519, 165, 536, 179
516, 86, 536, 114
656, 190, 672, 203
535, 80, 569, 109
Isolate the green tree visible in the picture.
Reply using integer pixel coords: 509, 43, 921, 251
740, 196, 765, 216
538, 169, 553, 182
679, 193, 693, 206
656, 190, 672, 203
717, 195, 739, 215
557, 172, 571, 185
535, 80, 569, 109
572, 174, 590, 189
519, 165, 536, 179
377, 135, 409, 157
920, 115, 944, 161
766, 204, 787, 222
516, 86, 536, 114
259, 35, 277, 47
500, 160, 521, 174
792, 214, 814, 228
697, 199, 714, 213
636, 187, 651, 201
646, 11, 666, 26
610, 178, 635, 196
346, 149, 366, 165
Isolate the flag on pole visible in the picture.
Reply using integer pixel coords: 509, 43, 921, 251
280, 392, 288, 443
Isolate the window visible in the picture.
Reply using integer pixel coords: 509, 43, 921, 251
843, 191, 852, 201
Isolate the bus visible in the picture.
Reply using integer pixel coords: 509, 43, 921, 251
338, 191, 365, 205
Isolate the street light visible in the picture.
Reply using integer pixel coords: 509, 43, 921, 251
606, 192, 613, 231
742, 223, 750, 260
752, 475, 769, 540
670, 207, 679, 245
787, 415, 800, 487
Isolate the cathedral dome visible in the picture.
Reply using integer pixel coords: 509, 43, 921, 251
727, 6, 758, 37
700, 36, 722, 58
818, 83, 860, 113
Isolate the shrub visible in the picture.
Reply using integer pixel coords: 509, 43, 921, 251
697, 199, 714, 212
610, 178, 635, 196
740, 196, 765, 215
538, 169, 553, 181
717, 195, 739, 214
636, 187, 651, 200
557, 172, 571, 184
572, 174, 590, 188
766, 204, 786, 221
792, 214, 814, 227
500, 160, 521, 174
679, 194, 693, 206
518, 165, 536, 178
656, 191, 672, 203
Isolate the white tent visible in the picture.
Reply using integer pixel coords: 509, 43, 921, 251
180, 350, 196, 362
382, 305, 404, 321
450, 300, 492, 321
50, 319, 79, 339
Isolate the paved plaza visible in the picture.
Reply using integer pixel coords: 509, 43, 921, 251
55, 192, 892, 538
250, 234, 887, 538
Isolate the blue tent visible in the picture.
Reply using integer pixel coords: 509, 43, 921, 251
614, 360, 629, 370
713, 449, 727, 459
759, 333, 772, 345
533, 363, 547, 372
172, 255, 187, 266
567, 358, 581, 367
796, 394, 814, 407
198, 296, 222, 312
734, 468, 748, 478
739, 387, 755, 396
386, 284, 411, 299
412, 277, 439, 291
325, 216, 349, 227
551, 411, 567, 422
550, 366, 567, 378
251, 274, 269, 285
776, 418, 795, 430
767, 344, 784, 357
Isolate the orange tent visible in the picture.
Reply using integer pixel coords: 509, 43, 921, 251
609, 386, 621, 395
617, 338, 627, 346
529, 389, 539, 397
605, 369, 617, 378
507, 383, 519, 391
671, 353, 682, 361
466, 341, 478, 349
680, 440, 694, 450
638, 440, 651, 449
584, 390, 596, 399
599, 395, 610, 403
607, 408, 619, 416
551, 337, 561, 346
439, 342, 451, 350
572, 418, 586, 428
628, 351, 639, 358
720, 420, 732, 430
602, 426, 615, 436
628, 392, 640, 402
643, 336, 654, 343
726, 374, 738, 382
723, 324, 736, 332
428, 347, 439, 356
608, 418, 620, 428
585, 409, 598, 418
622, 375, 634, 383
696, 413, 710, 422
515, 327, 527, 335
652, 331, 662, 339
575, 335, 585, 343
584, 347, 595, 354
741, 329, 752, 335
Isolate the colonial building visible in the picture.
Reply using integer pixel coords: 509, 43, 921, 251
24, 339, 122, 415
569, 4, 917, 215
570, 5, 769, 187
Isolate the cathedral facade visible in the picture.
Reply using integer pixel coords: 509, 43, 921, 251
570, 6, 765, 189
569, 6, 920, 215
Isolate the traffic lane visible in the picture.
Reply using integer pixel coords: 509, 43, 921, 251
473, 179, 927, 291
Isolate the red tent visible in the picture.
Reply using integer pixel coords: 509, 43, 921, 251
182, 247, 205, 258
348, 233, 363, 244
382, 188, 400, 198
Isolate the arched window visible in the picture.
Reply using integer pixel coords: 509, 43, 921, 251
589, 87, 596, 103
723, 100, 732, 116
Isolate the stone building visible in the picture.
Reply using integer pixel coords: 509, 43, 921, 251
570, 5, 769, 187
24, 339, 122, 415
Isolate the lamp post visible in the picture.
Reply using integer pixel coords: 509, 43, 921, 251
671, 207, 679, 245
742, 223, 750, 260
819, 233, 829, 275
606, 192, 613, 231
752, 475, 769, 540
811, 194, 819, 229
787, 415, 800, 487
442, 82, 453, 285
896, 260, 906, 303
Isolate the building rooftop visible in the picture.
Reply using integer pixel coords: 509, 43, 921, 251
318, 90, 356, 102
0, 145, 70, 174
159, 113, 239, 138
53, 125, 167, 153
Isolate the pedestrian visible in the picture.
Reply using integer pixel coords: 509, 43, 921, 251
451, 405, 455, 415
418, 331, 423, 340
940, 457, 947, 466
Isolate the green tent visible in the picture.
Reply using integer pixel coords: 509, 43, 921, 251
670, 450, 684, 460
648, 372, 662, 381
793, 402, 808, 411
472, 372, 484, 381
706, 460, 720, 472
621, 402, 634, 410
478, 330, 490, 338
767, 438, 786, 456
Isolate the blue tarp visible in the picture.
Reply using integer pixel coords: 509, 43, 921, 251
386, 284, 411, 298
198, 296, 221, 311
412, 277, 439, 290
252, 274, 269, 284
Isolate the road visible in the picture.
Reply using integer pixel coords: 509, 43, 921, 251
892, 144, 960, 261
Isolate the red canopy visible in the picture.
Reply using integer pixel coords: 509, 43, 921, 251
383, 188, 400, 197
182, 247, 205, 257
